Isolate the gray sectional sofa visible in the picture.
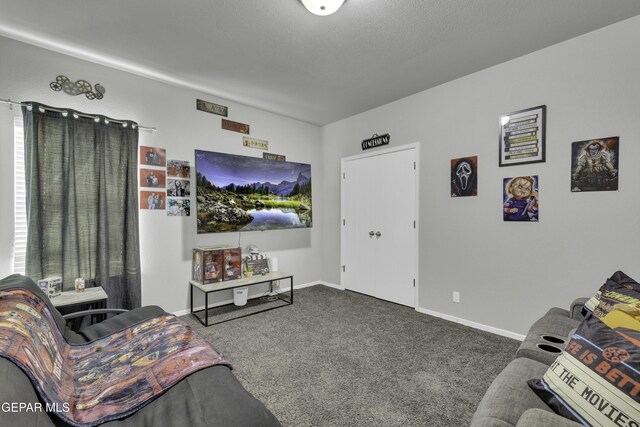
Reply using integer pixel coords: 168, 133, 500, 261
471, 298, 589, 427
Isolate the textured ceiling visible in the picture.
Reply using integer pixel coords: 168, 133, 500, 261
1, 0, 640, 125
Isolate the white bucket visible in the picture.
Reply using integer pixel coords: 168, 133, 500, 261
234, 287, 248, 306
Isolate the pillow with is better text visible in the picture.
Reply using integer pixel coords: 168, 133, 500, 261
528, 303, 640, 426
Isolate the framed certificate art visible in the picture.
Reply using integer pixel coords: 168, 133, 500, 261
499, 105, 546, 167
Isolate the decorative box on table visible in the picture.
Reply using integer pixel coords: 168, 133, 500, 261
192, 247, 223, 284
193, 246, 242, 283
223, 247, 242, 281
37, 277, 63, 298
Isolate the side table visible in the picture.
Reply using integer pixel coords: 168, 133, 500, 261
51, 286, 108, 324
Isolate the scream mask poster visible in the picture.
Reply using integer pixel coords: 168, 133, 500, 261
451, 156, 478, 197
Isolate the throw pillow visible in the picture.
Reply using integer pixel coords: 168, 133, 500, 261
583, 283, 605, 316
528, 305, 640, 426
583, 271, 640, 317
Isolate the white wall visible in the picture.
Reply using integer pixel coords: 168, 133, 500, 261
2, 15, 640, 337
0, 36, 323, 313
321, 15, 640, 335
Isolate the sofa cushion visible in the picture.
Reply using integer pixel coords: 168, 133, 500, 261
528, 306, 640, 426
0, 359, 281, 427
0, 357, 56, 426
471, 357, 552, 427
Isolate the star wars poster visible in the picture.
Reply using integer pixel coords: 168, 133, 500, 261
451, 156, 478, 197
503, 176, 539, 222
571, 137, 619, 192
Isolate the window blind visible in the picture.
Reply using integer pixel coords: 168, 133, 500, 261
13, 117, 26, 274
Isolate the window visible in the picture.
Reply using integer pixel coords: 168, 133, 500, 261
13, 117, 26, 274
21, 104, 141, 308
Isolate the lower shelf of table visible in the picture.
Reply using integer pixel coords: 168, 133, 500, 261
191, 293, 292, 326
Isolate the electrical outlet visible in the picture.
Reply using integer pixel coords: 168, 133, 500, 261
453, 291, 461, 303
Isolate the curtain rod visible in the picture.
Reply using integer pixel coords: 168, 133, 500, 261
0, 98, 156, 132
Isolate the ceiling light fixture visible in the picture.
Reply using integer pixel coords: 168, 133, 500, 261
299, 0, 345, 16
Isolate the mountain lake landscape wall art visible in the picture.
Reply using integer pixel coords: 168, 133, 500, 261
195, 150, 312, 233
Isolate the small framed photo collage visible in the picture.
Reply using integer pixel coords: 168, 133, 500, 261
139, 146, 191, 216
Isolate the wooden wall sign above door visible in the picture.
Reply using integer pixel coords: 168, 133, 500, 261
361, 133, 390, 150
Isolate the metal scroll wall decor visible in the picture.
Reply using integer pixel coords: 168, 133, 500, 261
50, 75, 106, 100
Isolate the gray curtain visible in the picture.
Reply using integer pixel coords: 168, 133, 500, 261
23, 102, 141, 309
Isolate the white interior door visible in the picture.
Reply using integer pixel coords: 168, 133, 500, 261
342, 145, 417, 307
343, 153, 378, 298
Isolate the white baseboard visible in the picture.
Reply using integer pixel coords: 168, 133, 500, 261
175, 281, 524, 342
172, 280, 344, 316
415, 307, 525, 341
299, 280, 344, 290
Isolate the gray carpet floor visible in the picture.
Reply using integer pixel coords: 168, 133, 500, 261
181, 285, 519, 427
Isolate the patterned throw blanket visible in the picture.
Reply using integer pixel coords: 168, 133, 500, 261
0, 288, 230, 426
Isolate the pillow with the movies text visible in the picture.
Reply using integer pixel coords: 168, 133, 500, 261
583, 271, 640, 317
528, 304, 640, 426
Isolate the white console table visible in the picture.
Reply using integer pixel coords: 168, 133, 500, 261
189, 271, 293, 327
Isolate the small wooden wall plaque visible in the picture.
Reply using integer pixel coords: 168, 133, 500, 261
222, 119, 250, 134
263, 152, 286, 161
196, 99, 228, 117
243, 136, 269, 150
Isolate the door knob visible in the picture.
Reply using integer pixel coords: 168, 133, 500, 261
375, 231, 381, 237
369, 231, 374, 237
